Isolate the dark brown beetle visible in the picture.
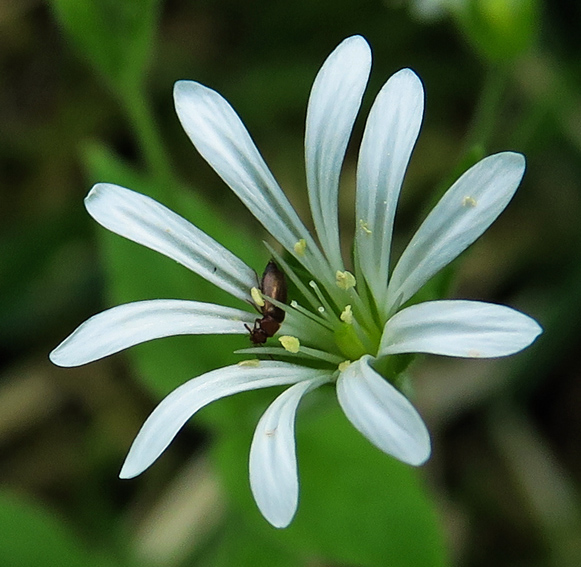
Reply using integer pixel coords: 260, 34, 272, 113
246, 260, 287, 344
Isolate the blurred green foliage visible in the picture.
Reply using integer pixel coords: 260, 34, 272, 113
50, 0, 162, 94
1, 0, 581, 566
0, 490, 120, 567
214, 402, 447, 567
452, 0, 540, 63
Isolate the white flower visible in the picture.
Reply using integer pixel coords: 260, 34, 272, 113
50, 36, 542, 528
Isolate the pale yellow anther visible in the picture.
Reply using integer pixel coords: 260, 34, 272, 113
251, 286, 265, 307
338, 360, 351, 372
238, 359, 261, 367
294, 239, 307, 256
340, 305, 353, 324
462, 196, 477, 208
359, 219, 372, 235
279, 336, 300, 353
336, 270, 356, 290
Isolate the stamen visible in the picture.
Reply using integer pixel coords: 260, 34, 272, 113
251, 287, 265, 307
338, 360, 351, 372
279, 336, 300, 353
289, 300, 335, 331
340, 305, 353, 324
264, 243, 320, 311
309, 280, 340, 324
235, 346, 343, 366
336, 270, 356, 290
293, 239, 307, 256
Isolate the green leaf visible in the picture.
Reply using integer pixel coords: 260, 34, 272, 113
0, 490, 117, 567
197, 516, 300, 567
82, 143, 265, 397
49, 0, 161, 92
452, 0, 540, 63
214, 396, 449, 567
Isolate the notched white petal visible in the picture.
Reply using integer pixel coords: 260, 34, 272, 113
337, 355, 431, 466
85, 184, 257, 302
356, 68, 424, 313
249, 376, 329, 528
174, 81, 328, 277
379, 300, 542, 358
119, 362, 329, 479
387, 152, 526, 311
305, 35, 371, 271
49, 300, 256, 367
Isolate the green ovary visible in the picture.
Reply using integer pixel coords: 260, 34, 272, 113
334, 323, 368, 361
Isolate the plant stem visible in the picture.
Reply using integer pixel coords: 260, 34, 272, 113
121, 85, 178, 196
465, 63, 511, 152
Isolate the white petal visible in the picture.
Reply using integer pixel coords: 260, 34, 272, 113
379, 300, 542, 358
305, 36, 371, 271
119, 362, 329, 479
174, 81, 330, 278
49, 300, 256, 367
337, 355, 430, 466
249, 376, 329, 528
356, 69, 424, 315
386, 152, 526, 312
85, 184, 257, 303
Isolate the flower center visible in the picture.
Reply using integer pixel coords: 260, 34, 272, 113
334, 320, 367, 360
